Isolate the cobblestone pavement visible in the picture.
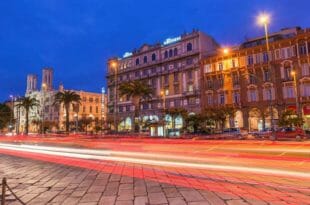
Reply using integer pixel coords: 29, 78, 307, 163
0, 153, 309, 205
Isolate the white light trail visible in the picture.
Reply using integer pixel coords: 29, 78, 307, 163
0, 143, 309, 178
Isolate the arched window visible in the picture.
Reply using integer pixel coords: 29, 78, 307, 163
164, 51, 168, 59
187, 43, 193, 51
174, 48, 178, 56
136, 58, 140, 65
143, 56, 147, 63
169, 49, 173, 57
151, 53, 156, 61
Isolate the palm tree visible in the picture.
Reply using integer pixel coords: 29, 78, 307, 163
54, 91, 81, 133
119, 80, 153, 132
16, 97, 39, 135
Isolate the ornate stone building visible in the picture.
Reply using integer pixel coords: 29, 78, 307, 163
106, 30, 219, 132
201, 27, 310, 131
15, 68, 107, 133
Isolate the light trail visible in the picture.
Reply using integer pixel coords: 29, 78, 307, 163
0, 143, 309, 179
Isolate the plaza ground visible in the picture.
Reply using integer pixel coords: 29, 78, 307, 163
0, 135, 309, 205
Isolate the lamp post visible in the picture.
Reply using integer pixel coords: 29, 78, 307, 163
74, 113, 78, 133
111, 61, 118, 132
257, 13, 274, 131
41, 83, 46, 134
291, 70, 300, 117
161, 90, 166, 137
9, 95, 14, 133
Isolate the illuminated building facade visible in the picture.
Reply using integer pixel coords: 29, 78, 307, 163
15, 68, 106, 133
58, 85, 105, 132
107, 30, 219, 132
16, 68, 59, 133
201, 27, 310, 131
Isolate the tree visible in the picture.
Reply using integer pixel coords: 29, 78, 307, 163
119, 80, 153, 132
16, 97, 39, 135
0, 103, 12, 131
185, 114, 204, 133
278, 110, 304, 128
79, 117, 93, 134
164, 108, 188, 130
54, 91, 81, 133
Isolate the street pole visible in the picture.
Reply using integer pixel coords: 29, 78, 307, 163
161, 90, 166, 137
113, 64, 118, 132
9, 95, 13, 133
41, 84, 46, 135
263, 18, 274, 131
75, 113, 78, 133
292, 71, 300, 118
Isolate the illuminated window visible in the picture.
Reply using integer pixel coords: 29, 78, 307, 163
187, 43, 192, 51
188, 84, 193, 92
218, 63, 223, 71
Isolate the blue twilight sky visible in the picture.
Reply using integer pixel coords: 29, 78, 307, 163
0, 0, 309, 102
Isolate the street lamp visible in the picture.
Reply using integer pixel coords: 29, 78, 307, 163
291, 70, 300, 117
257, 13, 270, 51
257, 12, 274, 131
223, 48, 229, 55
160, 90, 166, 137
9, 95, 14, 133
111, 61, 118, 132
41, 83, 47, 134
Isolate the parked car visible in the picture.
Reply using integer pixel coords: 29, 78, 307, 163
270, 127, 306, 141
250, 128, 273, 139
221, 128, 247, 140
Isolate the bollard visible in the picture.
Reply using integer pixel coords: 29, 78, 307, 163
1, 178, 6, 205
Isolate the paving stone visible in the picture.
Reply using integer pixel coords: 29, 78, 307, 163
134, 196, 149, 205
180, 190, 205, 202
227, 199, 250, 205
80, 193, 102, 202
168, 197, 187, 205
115, 200, 134, 205
99, 196, 116, 205
148, 192, 168, 204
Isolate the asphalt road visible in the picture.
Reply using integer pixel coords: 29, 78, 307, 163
0, 135, 309, 205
